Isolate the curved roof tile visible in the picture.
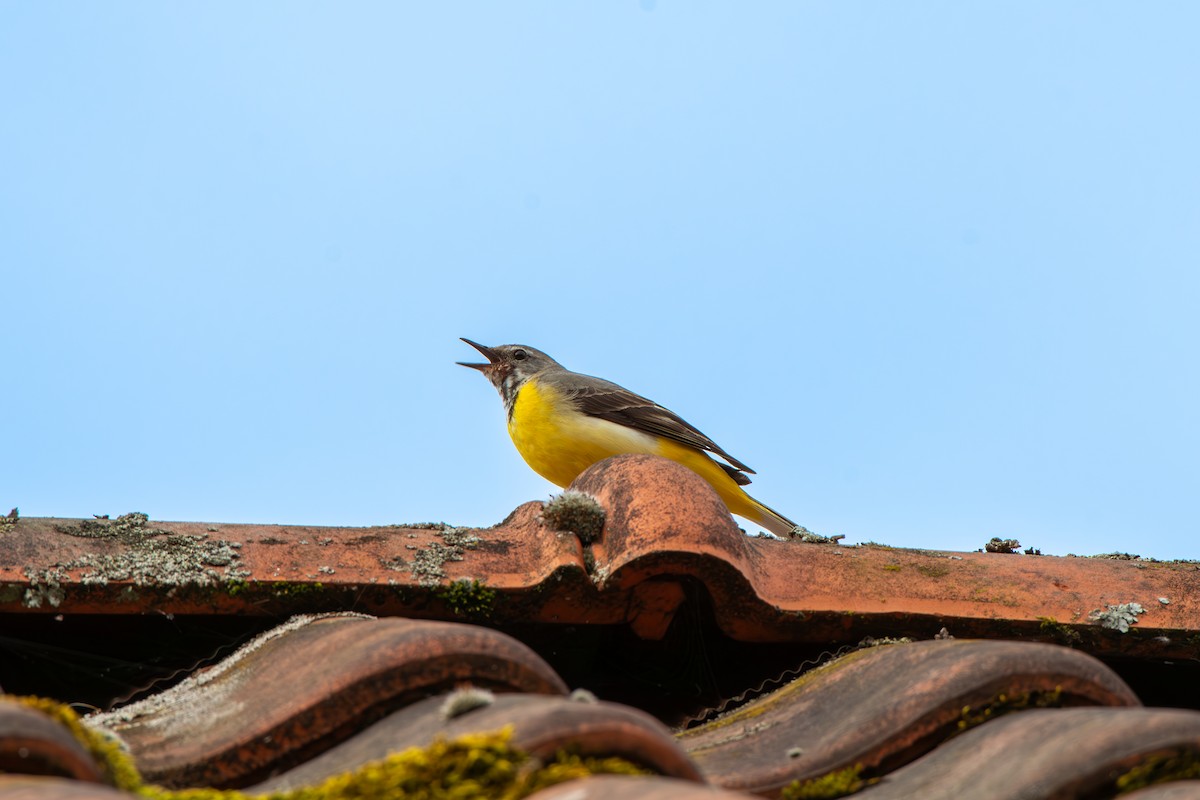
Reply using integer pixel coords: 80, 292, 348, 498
864, 707, 1200, 800
680, 638, 1139, 795
255, 692, 701, 793
83, 614, 566, 788
0, 700, 105, 785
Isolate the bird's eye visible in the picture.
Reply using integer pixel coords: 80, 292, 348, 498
512, 349, 528, 360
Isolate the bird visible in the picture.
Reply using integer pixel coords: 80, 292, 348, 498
458, 338, 798, 537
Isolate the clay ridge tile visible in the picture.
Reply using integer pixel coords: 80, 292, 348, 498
6, 455, 1200, 660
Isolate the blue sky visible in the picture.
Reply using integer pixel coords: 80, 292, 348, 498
4, 3, 1197, 559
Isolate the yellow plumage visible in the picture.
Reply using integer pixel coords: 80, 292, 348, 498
509, 379, 778, 531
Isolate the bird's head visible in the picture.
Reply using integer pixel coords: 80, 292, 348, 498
458, 338, 562, 410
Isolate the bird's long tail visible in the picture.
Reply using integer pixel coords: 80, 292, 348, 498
750, 498, 801, 538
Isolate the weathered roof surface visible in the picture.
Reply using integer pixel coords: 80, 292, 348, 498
7, 616, 1200, 798
5, 454, 1200, 799
4, 456, 1198, 659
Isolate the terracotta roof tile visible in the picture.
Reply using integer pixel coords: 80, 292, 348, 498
253, 692, 701, 794
864, 707, 1200, 799
1125, 784, 1200, 799
679, 638, 1139, 796
0, 776, 132, 799
5, 454, 1200, 798
5, 456, 1198, 661
0, 700, 104, 784
526, 775, 759, 799
83, 614, 567, 788
5, 617, 1200, 797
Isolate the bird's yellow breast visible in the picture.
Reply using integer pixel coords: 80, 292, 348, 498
506, 378, 759, 523
508, 378, 662, 488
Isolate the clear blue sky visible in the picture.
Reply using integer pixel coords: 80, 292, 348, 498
4, 3, 1197, 559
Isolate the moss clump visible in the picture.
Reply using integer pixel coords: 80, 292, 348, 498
225, 581, 328, 601
956, 688, 1064, 732
13, 696, 645, 800
272, 582, 327, 599
1115, 750, 1200, 794
1038, 616, 1082, 646
915, 564, 950, 578
437, 579, 497, 618
782, 764, 874, 799
541, 492, 605, 544
881, 565, 902, 572
15, 695, 142, 791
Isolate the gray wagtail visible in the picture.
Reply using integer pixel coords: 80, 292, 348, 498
459, 339, 798, 536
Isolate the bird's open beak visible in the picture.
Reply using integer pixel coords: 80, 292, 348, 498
457, 338, 499, 371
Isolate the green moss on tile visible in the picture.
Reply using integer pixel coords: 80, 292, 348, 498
15, 695, 142, 791
274, 581, 328, 599
224, 580, 329, 602
437, 578, 497, 618
1115, 750, 1200, 793
782, 764, 874, 799
678, 649, 878, 739
14, 695, 645, 800
1037, 616, 1083, 646
956, 688, 1064, 732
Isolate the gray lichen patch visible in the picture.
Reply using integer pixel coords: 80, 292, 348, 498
439, 687, 495, 720
37, 512, 249, 592
21, 566, 68, 608
382, 525, 481, 587
790, 526, 845, 544
86, 612, 374, 733
541, 491, 605, 544
1089, 602, 1146, 633
1090, 552, 1144, 561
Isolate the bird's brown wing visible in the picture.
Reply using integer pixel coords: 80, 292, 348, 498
542, 370, 756, 485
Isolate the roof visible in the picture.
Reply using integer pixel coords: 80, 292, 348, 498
4, 454, 1200, 798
